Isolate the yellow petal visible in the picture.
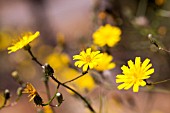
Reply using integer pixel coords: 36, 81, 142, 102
133, 83, 139, 92
86, 48, 91, 55
144, 68, 154, 76
117, 83, 127, 90
135, 57, 141, 68
141, 58, 150, 70
73, 55, 82, 60
75, 61, 85, 67
124, 82, 134, 90
116, 78, 126, 83
128, 60, 134, 69
139, 80, 146, 86
83, 64, 89, 72
143, 64, 152, 72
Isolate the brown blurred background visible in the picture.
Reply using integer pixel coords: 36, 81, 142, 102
0, 0, 170, 113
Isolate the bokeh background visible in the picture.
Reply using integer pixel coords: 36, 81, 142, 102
0, 0, 170, 113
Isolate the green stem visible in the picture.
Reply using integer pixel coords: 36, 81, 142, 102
42, 89, 58, 106
44, 80, 56, 112
151, 78, 170, 85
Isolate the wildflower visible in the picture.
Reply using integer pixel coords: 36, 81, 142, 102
94, 53, 116, 71
73, 48, 103, 72
116, 57, 154, 92
22, 83, 43, 105
7, 31, 40, 54
92, 24, 121, 47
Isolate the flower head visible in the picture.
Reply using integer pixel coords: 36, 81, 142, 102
94, 53, 116, 71
116, 57, 154, 92
22, 83, 43, 105
92, 24, 121, 47
7, 31, 40, 54
73, 48, 103, 72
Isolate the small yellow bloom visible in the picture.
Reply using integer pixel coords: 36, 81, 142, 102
92, 24, 121, 47
95, 53, 116, 71
116, 57, 154, 92
73, 48, 103, 72
22, 83, 38, 102
7, 31, 40, 54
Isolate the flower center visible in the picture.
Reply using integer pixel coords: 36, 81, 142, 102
86, 55, 92, 63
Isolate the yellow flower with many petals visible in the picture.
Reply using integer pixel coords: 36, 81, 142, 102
7, 31, 40, 54
95, 53, 116, 71
73, 48, 103, 72
116, 57, 154, 92
92, 24, 121, 47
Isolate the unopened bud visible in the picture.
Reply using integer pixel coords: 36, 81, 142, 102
11, 71, 19, 78
42, 63, 54, 76
56, 92, 64, 105
17, 87, 23, 97
4, 89, 10, 100
34, 94, 43, 106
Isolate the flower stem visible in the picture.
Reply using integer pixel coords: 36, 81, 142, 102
50, 75, 96, 113
44, 80, 56, 111
27, 48, 96, 113
151, 78, 170, 85
27, 46, 43, 66
42, 89, 58, 106
63, 71, 88, 84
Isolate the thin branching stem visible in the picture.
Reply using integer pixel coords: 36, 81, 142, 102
27, 47, 43, 66
42, 89, 58, 106
26, 48, 96, 113
63, 71, 88, 84
151, 78, 170, 85
50, 75, 96, 113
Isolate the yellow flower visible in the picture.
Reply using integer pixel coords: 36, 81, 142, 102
94, 53, 116, 71
7, 31, 40, 54
116, 57, 154, 92
22, 83, 38, 102
73, 48, 103, 72
92, 24, 121, 47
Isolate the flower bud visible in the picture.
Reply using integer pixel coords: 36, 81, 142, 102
4, 89, 10, 100
56, 92, 64, 105
17, 87, 23, 97
42, 63, 54, 76
34, 94, 43, 106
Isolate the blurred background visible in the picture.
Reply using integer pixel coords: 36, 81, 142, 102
0, 0, 170, 113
